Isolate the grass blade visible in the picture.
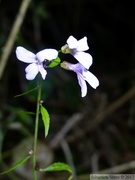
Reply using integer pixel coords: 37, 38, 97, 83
0, 155, 31, 175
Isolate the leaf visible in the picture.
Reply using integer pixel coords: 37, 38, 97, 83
40, 104, 50, 137
0, 155, 31, 175
39, 162, 72, 172
14, 87, 38, 98
48, 57, 61, 68
25, 111, 35, 115
39, 162, 73, 180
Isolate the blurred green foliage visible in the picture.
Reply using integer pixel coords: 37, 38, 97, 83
1, 0, 135, 179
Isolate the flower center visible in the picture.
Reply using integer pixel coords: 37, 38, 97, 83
35, 58, 42, 65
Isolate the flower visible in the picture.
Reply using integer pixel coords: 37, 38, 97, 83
16, 46, 58, 80
61, 36, 92, 69
61, 61, 99, 97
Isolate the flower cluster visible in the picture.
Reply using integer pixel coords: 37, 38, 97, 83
16, 36, 99, 97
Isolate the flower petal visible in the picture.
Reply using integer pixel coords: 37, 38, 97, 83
36, 49, 58, 62
77, 37, 89, 51
38, 64, 47, 79
73, 52, 92, 69
25, 63, 38, 80
67, 36, 78, 49
16, 46, 36, 63
77, 74, 87, 97
83, 71, 99, 89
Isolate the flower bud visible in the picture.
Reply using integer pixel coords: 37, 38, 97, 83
61, 45, 71, 54
60, 61, 72, 70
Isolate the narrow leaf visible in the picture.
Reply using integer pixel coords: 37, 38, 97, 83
14, 87, 38, 98
39, 162, 73, 180
48, 57, 61, 68
18, 111, 35, 115
40, 104, 50, 137
0, 155, 31, 175
24, 111, 35, 115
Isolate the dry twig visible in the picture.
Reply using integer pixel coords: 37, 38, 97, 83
78, 160, 135, 180
0, 0, 32, 79
50, 113, 84, 149
67, 86, 135, 142
50, 87, 135, 149
60, 139, 77, 179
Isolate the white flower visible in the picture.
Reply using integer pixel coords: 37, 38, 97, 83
16, 46, 58, 80
61, 61, 99, 97
61, 36, 92, 69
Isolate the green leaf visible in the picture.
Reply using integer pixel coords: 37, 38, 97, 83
14, 87, 38, 98
48, 57, 61, 68
39, 162, 72, 172
39, 162, 73, 180
25, 111, 36, 115
40, 104, 50, 137
0, 155, 31, 175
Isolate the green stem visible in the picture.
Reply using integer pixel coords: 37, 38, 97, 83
33, 77, 42, 180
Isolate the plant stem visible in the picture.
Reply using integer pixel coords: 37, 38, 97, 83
33, 77, 42, 180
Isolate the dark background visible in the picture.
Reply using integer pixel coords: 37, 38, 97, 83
1, 0, 135, 179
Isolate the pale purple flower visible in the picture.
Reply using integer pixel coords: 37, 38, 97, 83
61, 36, 92, 69
61, 61, 99, 97
16, 46, 58, 80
